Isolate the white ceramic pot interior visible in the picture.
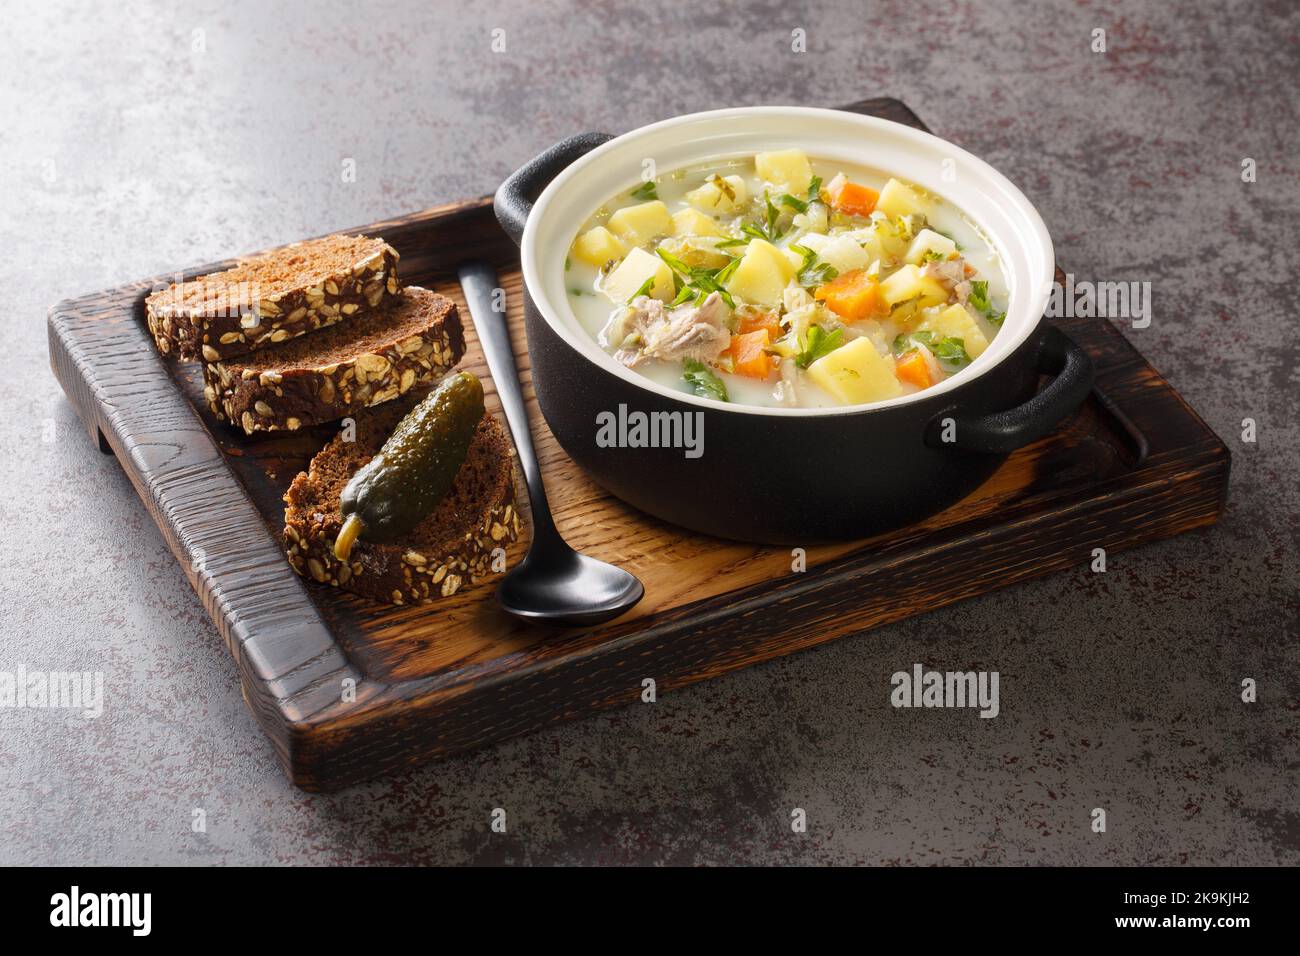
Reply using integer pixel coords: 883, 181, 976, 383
521, 106, 1055, 417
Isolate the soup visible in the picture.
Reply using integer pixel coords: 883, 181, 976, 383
565, 149, 1008, 408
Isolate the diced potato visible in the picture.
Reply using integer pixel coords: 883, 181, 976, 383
904, 228, 958, 265
801, 233, 868, 274
725, 238, 795, 308
601, 247, 674, 303
918, 303, 990, 358
755, 149, 813, 194
657, 236, 732, 270
671, 207, 723, 238
687, 174, 748, 214
879, 264, 949, 308
913, 304, 945, 329
571, 226, 626, 268
889, 297, 926, 328
807, 337, 902, 405
876, 178, 930, 220
782, 246, 805, 272
606, 200, 673, 246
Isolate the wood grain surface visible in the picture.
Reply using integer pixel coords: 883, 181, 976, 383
47, 97, 1230, 791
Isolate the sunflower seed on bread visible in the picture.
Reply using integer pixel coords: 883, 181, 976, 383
146, 234, 400, 362
283, 391, 521, 605
203, 286, 464, 434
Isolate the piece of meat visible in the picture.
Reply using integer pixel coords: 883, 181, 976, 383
922, 257, 969, 291
600, 298, 662, 353
607, 292, 732, 367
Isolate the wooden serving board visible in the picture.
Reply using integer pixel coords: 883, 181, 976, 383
48, 98, 1230, 791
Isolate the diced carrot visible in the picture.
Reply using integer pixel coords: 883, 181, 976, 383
813, 269, 886, 322
723, 329, 776, 379
828, 179, 879, 217
737, 310, 782, 338
895, 350, 932, 389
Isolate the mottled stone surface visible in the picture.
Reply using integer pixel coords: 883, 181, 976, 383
1, 0, 1296, 865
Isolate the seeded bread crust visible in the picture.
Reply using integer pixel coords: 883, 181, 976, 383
203, 286, 465, 434
284, 397, 521, 605
145, 235, 400, 362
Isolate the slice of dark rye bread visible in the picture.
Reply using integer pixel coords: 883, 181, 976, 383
284, 394, 522, 605
203, 286, 465, 434
145, 234, 400, 362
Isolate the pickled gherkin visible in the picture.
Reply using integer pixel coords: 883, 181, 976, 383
334, 372, 485, 560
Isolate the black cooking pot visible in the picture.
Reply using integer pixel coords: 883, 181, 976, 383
494, 115, 1093, 545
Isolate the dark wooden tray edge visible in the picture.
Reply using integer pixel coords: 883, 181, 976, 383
46, 302, 361, 779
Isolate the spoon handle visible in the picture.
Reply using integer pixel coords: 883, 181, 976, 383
457, 261, 558, 541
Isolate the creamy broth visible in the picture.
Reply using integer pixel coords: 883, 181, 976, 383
565, 151, 1008, 408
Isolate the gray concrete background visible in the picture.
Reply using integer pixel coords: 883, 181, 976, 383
1, 0, 1296, 865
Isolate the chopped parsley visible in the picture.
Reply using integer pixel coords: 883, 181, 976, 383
670, 283, 697, 306
892, 331, 923, 355
630, 180, 658, 201
714, 255, 742, 285
788, 243, 838, 288
794, 324, 844, 368
807, 175, 823, 202
765, 192, 782, 236
893, 330, 971, 372
740, 192, 787, 243
683, 358, 728, 402
654, 247, 696, 276
779, 193, 808, 214
931, 337, 973, 371
656, 247, 737, 309
968, 280, 1006, 326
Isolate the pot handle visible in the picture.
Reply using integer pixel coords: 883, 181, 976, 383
494, 132, 615, 247
925, 324, 1094, 453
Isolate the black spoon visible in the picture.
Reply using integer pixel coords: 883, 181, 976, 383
457, 261, 644, 626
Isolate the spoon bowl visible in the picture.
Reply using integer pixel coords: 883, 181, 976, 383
498, 548, 645, 626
